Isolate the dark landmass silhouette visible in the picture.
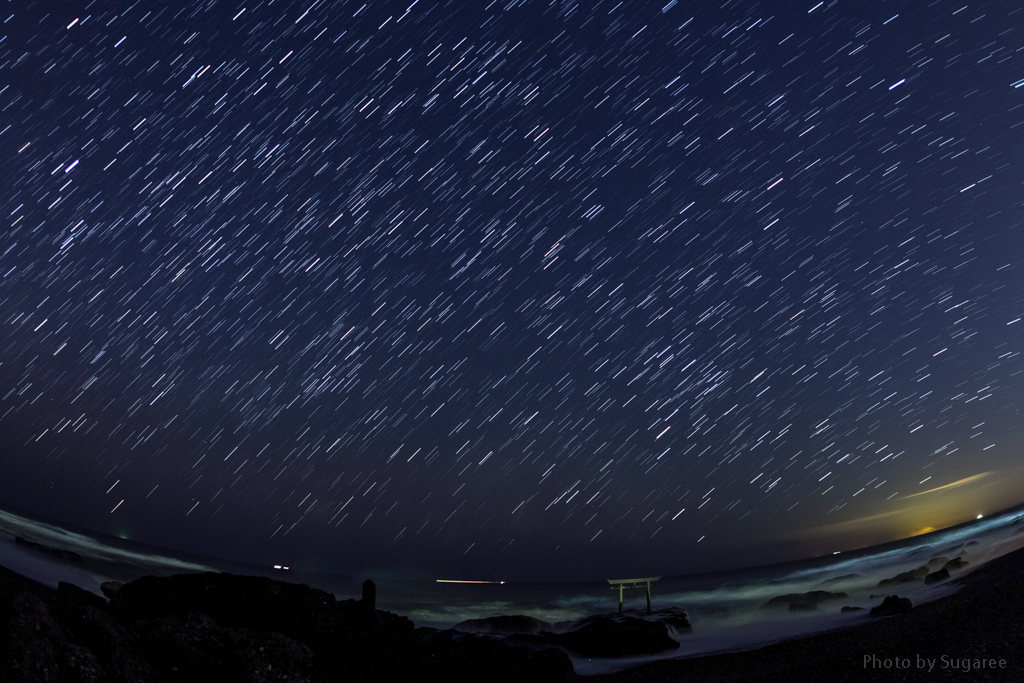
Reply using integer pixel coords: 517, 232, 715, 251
0, 566, 572, 682
0, 543, 1021, 682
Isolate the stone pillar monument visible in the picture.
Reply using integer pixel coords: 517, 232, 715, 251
362, 579, 376, 610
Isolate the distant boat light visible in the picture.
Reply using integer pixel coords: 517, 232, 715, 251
977, 514, 983, 519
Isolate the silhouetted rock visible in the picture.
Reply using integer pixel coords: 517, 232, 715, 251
132, 611, 315, 681
840, 606, 863, 612
0, 564, 574, 683
819, 573, 862, 585
869, 595, 913, 616
943, 557, 969, 571
47, 548, 82, 562
516, 614, 680, 658
927, 556, 949, 568
454, 614, 551, 635
0, 568, 158, 682
567, 616, 678, 657
2, 587, 110, 680
108, 572, 358, 643
878, 565, 929, 587
651, 606, 692, 632
14, 536, 43, 550
13, 537, 81, 562
762, 590, 847, 611
500, 607, 690, 659
925, 568, 950, 585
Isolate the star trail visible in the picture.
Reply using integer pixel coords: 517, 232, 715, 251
2, 0, 1024, 581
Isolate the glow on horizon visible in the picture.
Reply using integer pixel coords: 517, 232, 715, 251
901, 472, 995, 499
436, 579, 505, 584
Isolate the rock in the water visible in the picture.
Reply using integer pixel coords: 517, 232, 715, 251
13, 537, 82, 562
49, 548, 83, 562
14, 536, 43, 550
763, 590, 847, 611
454, 614, 552, 635
820, 573, 863, 585
841, 606, 864, 612
651, 606, 692, 631
504, 608, 688, 658
924, 568, 950, 585
525, 615, 680, 658
878, 566, 929, 587
943, 557, 969, 571
870, 595, 913, 616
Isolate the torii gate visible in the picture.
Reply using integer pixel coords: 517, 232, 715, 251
607, 576, 660, 614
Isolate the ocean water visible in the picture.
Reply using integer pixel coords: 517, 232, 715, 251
2, 504, 1023, 674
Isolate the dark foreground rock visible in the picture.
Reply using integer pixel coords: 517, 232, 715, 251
509, 607, 689, 658
514, 615, 680, 658
869, 595, 913, 617
454, 614, 552, 635
0, 566, 573, 683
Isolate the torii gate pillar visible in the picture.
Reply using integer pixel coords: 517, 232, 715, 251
608, 577, 660, 615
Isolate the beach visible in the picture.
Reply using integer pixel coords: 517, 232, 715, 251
589, 541, 1023, 682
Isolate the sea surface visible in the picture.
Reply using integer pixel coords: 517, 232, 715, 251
2, 504, 1023, 674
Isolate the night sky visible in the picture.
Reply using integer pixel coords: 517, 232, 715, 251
2, 0, 1024, 583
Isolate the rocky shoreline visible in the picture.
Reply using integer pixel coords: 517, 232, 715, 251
0, 565, 573, 683
1, 542, 1021, 682
590, 543, 1023, 682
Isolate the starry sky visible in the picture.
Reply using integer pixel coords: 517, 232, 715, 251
2, 0, 1024, 583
